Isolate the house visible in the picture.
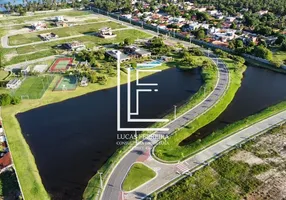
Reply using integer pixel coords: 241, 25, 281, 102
31, 21, 46, 30
182, 22, 209, 31
21, 66, 30, 75
0, 152, 12, 170
106, 50, 130, 62
6, 79, 22, 89
123, 46, 151, 58
207, 10, 218, 16
55, 16, 64, 22
80, 77, 88, 87
97, 27, 117, 39
225, 17, 236, 23
257, 10, 268, 16
63, 41, 86, 51
39, 32, 59, 41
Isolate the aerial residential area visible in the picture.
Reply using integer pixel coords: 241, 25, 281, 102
0, 0, 286, 200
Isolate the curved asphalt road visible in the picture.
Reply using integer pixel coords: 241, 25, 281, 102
101, 53, 229, 200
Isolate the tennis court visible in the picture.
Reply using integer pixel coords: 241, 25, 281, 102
49, 58, 73, 72
14, 76, 54, 99
53, 75, 78, 91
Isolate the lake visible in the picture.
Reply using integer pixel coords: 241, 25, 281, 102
16, 67, 203, 199
181, 65, 286, 144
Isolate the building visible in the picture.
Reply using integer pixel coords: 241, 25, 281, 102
63, 41, 86, 51
123, 46, 151, 58
31, 21, 46, 30
33, 65, 48, 73
80, 77, 88, 87
55, 16, 64, 22
97, 27, 117, 39
39, 32, 59, 41
6, 79, 22, 89
21, 66, 30, 75
106, 50, 130, 62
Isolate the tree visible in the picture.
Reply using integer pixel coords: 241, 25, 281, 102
275, 35, 286, 45
252, 45, 273, 60
272, 59, 283, 68
124, 38, 134, 46
195, 29, 205, 40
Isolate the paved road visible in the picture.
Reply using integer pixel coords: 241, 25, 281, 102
101, 53, 229, 200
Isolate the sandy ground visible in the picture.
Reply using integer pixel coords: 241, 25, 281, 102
237, 126, 286, 200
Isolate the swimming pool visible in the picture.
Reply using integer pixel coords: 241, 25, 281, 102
136, 59, 164, 69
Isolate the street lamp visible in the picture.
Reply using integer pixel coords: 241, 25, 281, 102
134, 131, 138, 144
99, 172, 103, 190
174, 105, 177, 119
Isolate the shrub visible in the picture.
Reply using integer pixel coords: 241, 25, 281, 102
0, 94, 21, 106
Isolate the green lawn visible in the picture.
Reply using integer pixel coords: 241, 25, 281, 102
154, 58, 246, 161
122, 163, 156, 192
14, 76, 54, 99
9, 21, 125, 46
272, 50, 286, 64
0, 70, 9, 80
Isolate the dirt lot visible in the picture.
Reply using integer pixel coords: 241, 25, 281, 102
241, 125, 286, 200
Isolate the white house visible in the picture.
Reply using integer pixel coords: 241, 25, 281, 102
55, 16, 64, 22
6, 79, 22, 89
21, 66, 30, 75
80, 77, 88, 87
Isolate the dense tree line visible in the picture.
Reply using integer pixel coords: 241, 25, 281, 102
0, 94, 21, 106
2, 0, 90, 15
197, 0, 286, 15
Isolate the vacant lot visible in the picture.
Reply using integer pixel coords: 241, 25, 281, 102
9, 21, 124, 46
5, 29, 152, 66
156, 123, 286, 200
0, 10, 91, 26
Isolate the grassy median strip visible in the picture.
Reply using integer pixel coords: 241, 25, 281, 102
122, 163, 156, 192
154, 58, 246, 162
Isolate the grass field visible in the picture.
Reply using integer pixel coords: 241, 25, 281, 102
14, 76, 54, 99
122, 163, 156, 192
0, 10, 92, 26
272, 49, 286, 64
154, 58, 246, 161
8, 21, 125, 46
0, 70, 9, 80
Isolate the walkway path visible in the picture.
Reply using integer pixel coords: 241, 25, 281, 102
101, 53, 230, 200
